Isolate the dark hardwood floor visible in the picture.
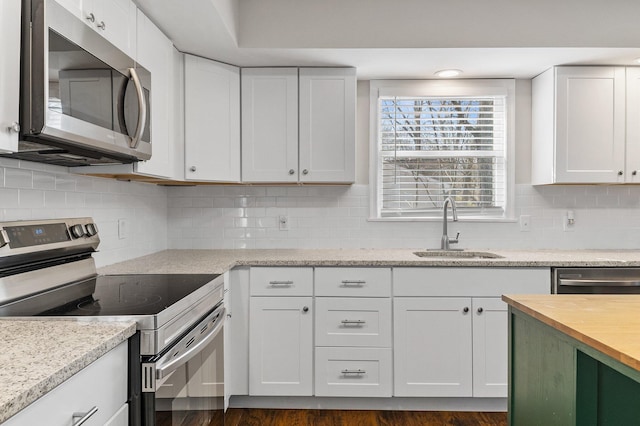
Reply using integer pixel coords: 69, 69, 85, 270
159, 409, 507, 426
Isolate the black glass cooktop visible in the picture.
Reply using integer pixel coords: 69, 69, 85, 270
0, 274, 220, 317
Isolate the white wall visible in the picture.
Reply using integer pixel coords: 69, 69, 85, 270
0, 158, 168, 267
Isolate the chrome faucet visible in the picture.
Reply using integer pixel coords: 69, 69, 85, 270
441, 197, 460, 250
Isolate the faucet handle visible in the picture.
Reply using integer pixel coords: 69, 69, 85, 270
450, 232, 460, 245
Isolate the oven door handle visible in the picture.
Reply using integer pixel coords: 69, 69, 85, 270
155, 305, 225, 380
558, 278, 640, 287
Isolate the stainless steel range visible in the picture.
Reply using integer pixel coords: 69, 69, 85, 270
0, 218, 225, 426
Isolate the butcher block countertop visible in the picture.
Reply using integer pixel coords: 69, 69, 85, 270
502, 294, 640, 372
97, 248, 640, 275
0, 320, 136, 424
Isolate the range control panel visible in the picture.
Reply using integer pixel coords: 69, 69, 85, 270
0, 217, 99, 253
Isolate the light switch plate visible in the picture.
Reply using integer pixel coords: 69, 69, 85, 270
118, 218, 129, 239
519, 215, 531, 232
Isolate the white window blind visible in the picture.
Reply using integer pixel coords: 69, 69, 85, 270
377, 94, 508, 219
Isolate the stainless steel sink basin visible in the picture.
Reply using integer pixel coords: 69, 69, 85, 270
413, 250, 504, 259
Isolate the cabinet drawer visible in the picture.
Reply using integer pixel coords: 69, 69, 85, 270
393, 267, 551, 297
315, 268, 391, 297
315, 298, 391, 347
315, 347, 392, 397
3, 342, 127, 426
249, 267, 313, 296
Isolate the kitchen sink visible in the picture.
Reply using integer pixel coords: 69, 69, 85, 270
413, 250, 504, 259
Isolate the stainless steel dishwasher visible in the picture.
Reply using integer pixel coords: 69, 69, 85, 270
554, 268, 640, 294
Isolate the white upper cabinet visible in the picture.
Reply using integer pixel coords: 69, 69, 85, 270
54, 0, 137, 58
299, 68, 356, 183
532, 66, 630, 184
134, 11, 177, 178
626, 67, 640, 182
241, 67, 356, 183
184, 55, 240, 182
0, 0, 21, 153
241, 68, 299, 183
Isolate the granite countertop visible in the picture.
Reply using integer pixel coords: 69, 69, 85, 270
502, 294, 640, 372
98, 248, 640, 275
0, 320, 136, 424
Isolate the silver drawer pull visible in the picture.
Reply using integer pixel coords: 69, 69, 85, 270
341, 319, 365, 326
72, 406, 98, 426
342, 369, 366, 375
341, 280, 366, 286
269, 280, 293, 286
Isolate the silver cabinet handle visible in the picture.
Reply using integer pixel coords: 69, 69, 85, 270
302, 306, 309, 313
97, 21, 106, 30
128, 67, 147, 149
341, 280, 366, 287
618, 170, 624, 176
288, 169, 295, 175
72, 406, 98, 426
477, 307, 484, 314
463, 307, 469, 313
342, 369, 366, 375
9, 122, 20, 133
190, 166, 197, 172
86, 12, 95, 22
341, 319, 365, 326
269, 280, 293, 286
302, 169, 309, 175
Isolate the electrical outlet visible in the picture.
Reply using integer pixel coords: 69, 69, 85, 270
519, 215, 531, 232
118, 218, 129, 239
278, 215, 289, 231
564, 210, 575, 232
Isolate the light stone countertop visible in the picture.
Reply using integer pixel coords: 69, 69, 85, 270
0, 320, 136, 424
98, 248, 640, 275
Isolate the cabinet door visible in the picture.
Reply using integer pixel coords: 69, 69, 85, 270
241, 68, 298, 182
249, 296, 313, 396
185, 55, 240, 182
555, 66, 626, 183
472, 297, 508, 398
92, 0, 137, 58
299, 68, 356, 183
0, 0, 20, 153
134, 11, 175, 179
626, 67, 640, 182
393, 297, 473, 397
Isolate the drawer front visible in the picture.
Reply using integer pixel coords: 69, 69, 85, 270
315, 297, 391, 347
3, 342, 128, 426
315, 268, 391, 297
393, 267, 551, 297
250, 267, 313, 296
315, 347, 392, 397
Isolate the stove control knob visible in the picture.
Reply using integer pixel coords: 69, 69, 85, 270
85, 223, 98, 237
70, 224, 85, 239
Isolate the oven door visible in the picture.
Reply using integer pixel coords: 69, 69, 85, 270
141, 303, 225, 426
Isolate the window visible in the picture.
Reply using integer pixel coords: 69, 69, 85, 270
370, 79, 515, 220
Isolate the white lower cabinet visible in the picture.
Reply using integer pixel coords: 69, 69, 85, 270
393, 267, 551, 399
3, 341, 128, 426
248, 267, 314, 396
249, 296, 313, 396
394, 297, 474, 397
315, 347, 392, 397
313, 267, 393, 398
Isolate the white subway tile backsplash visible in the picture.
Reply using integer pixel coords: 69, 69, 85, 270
5, 168, 32, 189
18, 189, 45, 208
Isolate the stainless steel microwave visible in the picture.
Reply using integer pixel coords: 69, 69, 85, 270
2, 0, 152, 166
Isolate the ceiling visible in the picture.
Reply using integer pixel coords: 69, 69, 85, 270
133, 0, 640, 79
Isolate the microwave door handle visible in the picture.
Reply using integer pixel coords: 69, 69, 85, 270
155, 307, 225, 380
128, 67, 146, 149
